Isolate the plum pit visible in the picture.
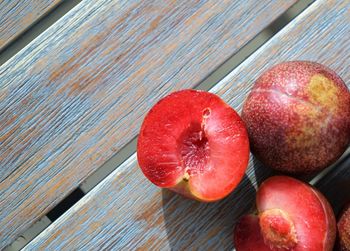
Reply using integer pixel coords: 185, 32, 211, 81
260, 209, 297, 249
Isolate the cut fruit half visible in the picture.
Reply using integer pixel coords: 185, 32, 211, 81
137, 89, 249, 202
234, 176, 336, 251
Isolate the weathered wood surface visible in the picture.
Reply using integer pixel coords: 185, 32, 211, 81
0, 0, 62, 51
24, 0, 350, 249
0, 0, 298, 248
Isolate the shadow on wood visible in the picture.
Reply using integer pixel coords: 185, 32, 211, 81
251, 155, 276, 186
316, 156, 350, 216
251, 151, 323, 184
161, 175, 256, 250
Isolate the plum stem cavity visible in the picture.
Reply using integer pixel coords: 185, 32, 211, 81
202, 108, 211, 118
179, 123, 210, 177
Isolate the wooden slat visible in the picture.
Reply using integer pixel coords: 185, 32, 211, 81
0, 0, 298, 248
0, 0, 63, 51
24, 0, 350, 249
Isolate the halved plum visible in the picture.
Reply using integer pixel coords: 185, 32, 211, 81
137, 89, 249, 202
234, 176, 336, 251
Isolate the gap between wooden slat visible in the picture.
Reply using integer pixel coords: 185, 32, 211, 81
0, 0, 83, 66
4, 0, 317, 250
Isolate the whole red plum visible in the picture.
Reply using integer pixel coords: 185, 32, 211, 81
242, 61, 350, 173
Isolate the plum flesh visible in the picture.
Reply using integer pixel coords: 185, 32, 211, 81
137, 89, 250, 202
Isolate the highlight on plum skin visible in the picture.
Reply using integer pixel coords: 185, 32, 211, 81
234, 176, 336, 251
338, 203, 350, 251
137, 89, 250, 202
242, 61, 350, 174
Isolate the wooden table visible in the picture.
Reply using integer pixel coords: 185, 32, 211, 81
0, 0, 349, 250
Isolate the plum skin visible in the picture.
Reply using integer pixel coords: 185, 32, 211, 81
234, 176, 336, 251
242, 61, 350, 174
338, 204, 350, 251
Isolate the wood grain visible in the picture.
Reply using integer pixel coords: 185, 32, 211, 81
0, 0, 62, 51
0, 0, 298, 248
24, 0, 350, 249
